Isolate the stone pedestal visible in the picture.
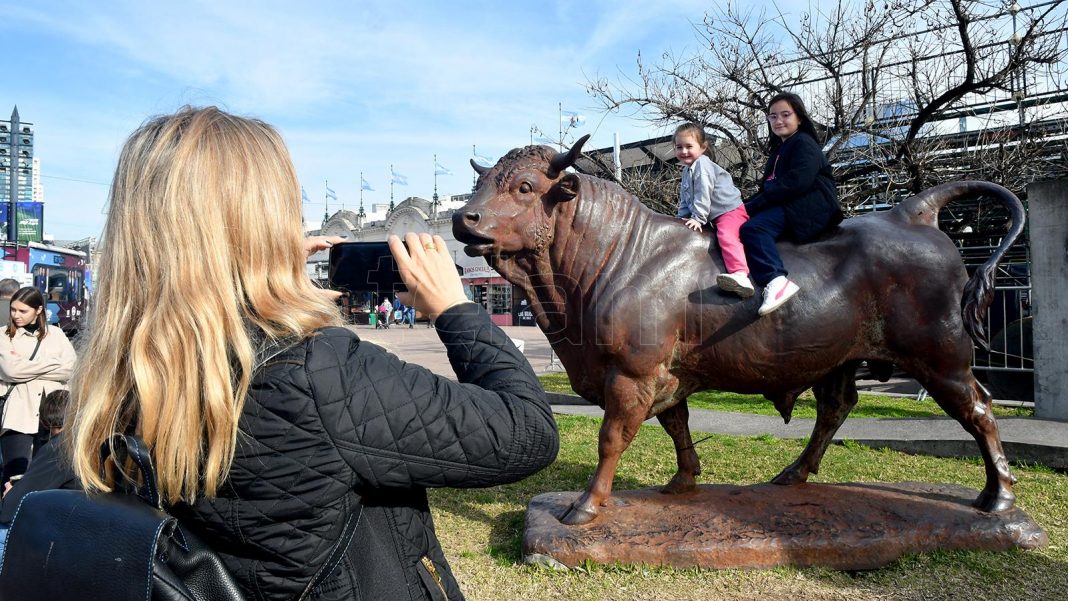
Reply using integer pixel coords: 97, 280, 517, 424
523, 482, 1046, 571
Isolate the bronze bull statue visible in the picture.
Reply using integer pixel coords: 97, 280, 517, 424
453, 135, 1024, 526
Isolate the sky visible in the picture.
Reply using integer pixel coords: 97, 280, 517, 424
3, 0, 748, 240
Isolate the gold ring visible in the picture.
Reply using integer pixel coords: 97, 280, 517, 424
424, 243, 436, 251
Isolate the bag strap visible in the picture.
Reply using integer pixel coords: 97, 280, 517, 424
27, 336, 42, 361
99, 433, 163, 508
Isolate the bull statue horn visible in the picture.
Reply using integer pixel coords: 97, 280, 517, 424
548, 134, 591, 179
470, 158, 490, 176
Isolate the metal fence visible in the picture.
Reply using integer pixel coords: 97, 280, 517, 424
954, 233, 1034, 401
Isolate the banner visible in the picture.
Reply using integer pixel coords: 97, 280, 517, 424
513, 298, 536, 326
16, 202, 43, 243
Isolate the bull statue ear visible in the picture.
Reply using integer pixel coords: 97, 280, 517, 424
470, 158, 489, 177
552, 172, 581, 202
547, 134, 591, 179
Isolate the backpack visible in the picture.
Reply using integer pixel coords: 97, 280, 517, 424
0, 434, 358, 600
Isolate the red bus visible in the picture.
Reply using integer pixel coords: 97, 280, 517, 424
1, 242, 89, 336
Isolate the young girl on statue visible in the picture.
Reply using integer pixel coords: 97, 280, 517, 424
674, 123, 754, 298
740, 93, 843, 316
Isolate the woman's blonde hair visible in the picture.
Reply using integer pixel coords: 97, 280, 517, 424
69, 106, 341, 503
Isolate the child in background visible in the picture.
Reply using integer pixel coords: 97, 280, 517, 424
34, 388, 70, 452
674, 123, 754, 298
0, 389, 79, 556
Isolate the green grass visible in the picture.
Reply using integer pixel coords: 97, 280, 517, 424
431, 414, 1066, 601
537, 373, 1033, 419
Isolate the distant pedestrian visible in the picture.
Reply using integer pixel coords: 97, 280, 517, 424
0, 287, 76, 488
377, 297, 392, 329
34, 388, 69, 452
0, 279, 19, 329
0, 389, 79, 556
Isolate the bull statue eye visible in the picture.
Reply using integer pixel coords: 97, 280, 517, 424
519, 182, 532, 194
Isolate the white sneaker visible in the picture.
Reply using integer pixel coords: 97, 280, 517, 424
716, 271, 755, 298
758, 276, 800, 316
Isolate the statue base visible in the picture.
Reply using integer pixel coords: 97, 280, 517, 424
522, 482, 1046, 571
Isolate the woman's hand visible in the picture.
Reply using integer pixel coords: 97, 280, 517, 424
303, 235, 348, 258
389, 233, 469, 318
303, 236, 347, 301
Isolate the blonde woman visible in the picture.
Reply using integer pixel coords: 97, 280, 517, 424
0, 287, 75, 487
68, 107, 559, 600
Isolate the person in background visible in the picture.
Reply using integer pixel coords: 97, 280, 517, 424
377, 296, 392, 329
740, 92, 843, 316
2, 389, 74, 499
0, 287, 76, 488
67, 106, 559, 600
336, 291, 350, 322
0, 279, 20, 329
34, 387, 69, 453
674, 123, 754, 298
0, 389, 78, 555
393, 295, 404, 325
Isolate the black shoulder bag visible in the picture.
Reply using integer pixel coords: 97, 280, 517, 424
0, 434, 360, 600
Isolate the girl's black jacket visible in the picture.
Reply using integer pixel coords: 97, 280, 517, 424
746, 132, 843, 243
173, 303, 560, 600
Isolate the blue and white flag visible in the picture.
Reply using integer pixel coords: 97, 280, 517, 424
473, 152, 494, 167
561, 110, 586, 127
434, 162, 452, 176
301, 186, 310, 204
391, 169, 408, 185
361, 177, 374, 192
325, 182, 337, 200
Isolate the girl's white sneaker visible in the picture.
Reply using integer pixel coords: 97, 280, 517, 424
716, 271, 755, 298
758, 276, 799, 316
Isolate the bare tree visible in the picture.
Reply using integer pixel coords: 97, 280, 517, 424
587, 0, 1068, 214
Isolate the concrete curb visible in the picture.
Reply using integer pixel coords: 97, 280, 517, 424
546, 392, 1068, 470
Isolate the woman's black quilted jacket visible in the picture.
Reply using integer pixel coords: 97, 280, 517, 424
172, 303, 560, 600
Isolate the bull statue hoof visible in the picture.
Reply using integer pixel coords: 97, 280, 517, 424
974, 488, 1016, 513
560, 502, 599, 526
661, 472, 697, 495
770, 464, 809, 486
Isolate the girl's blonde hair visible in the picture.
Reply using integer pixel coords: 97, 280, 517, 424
69, 106, 341, 503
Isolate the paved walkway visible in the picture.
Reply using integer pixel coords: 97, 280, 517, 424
354, 323, 1067, 469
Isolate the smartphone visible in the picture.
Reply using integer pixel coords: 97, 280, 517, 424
328, 242, 407, 295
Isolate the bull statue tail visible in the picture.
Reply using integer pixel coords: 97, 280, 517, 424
895, 181, 1027, 351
